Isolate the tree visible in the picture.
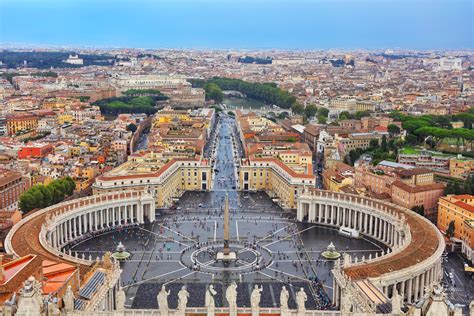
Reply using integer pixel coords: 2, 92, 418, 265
18, 177, 76, 213
347, 150, 360, 166
388, 138, 397, 152
62, 177, 76, 195
19, 191, 40, 213
446, 220, 455, 238
381, 135, 388, 152
48, 181, 66, 204
463, 175, 473, 195
445, 181, 455, 195
339, 111, 353, 120
387, 124, 401, 136
405, 134, 418, 145
369, 139, 379, 149
354, 110, 370, 120
292, 103, 304, 115
204, 83, 223, 103
36, 185, 53, 208
453, 181, 462, 195
317, 107, 330, 118
304, 104, 318, 118
126, 123, 138, 133
412, 205, 425, 216
318, 115, 327, 124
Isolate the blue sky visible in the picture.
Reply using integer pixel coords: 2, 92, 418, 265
0, 0, 472, 50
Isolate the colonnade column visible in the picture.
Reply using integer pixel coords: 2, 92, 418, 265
369, 215, 373, 236
407, 278, 413, 303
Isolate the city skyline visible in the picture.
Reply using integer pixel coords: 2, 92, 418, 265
0, 0, 472, 50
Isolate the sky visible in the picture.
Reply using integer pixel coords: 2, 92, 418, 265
0, 0, 472, 50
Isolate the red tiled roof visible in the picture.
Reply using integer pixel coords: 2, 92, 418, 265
392, 180, 445, 193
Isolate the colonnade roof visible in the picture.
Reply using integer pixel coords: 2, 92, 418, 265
8, 191, 148, 288
344, 204, 440, 280
10, 209, 91, 276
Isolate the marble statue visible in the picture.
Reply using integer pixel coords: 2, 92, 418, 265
157, 285, 170, 316
280, 286, 289, 310
296, 287, 307, 314
103, 251, 113, 268
251, 284, 262, 308
3, 293, 16, 316
63, 285, 74, 312
251, 284, 263, 316
205, 284, 217, 316
116, 287, 126, 311
47, 299, 61, 316
177, 285, 189, 311
391, 287, 402, 314
226, 282, 238, 316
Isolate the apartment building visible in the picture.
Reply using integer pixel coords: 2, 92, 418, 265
438, 195, 474, 261
399, 148, 474, 179
322, 162, 354, 193
449, 157, 474, 180
398, 149, 451, 175
6, 114, 38, 136
335, 131, 387, 153
0, 170, 30, 211
355, 161, 445, 218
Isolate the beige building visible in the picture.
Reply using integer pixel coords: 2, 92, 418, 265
239, 157, 315, 209
93, 153, 212, 209
438, 194, 474, 261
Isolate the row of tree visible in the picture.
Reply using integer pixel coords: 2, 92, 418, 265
445, 175, 474, 196
19, 177, 76, 213
93, 95, 168, 115
191, 77, 297, 109
389, 110, 474, 150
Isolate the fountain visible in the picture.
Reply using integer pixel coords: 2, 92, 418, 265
321, 242, 341, 260
111, 242, 131, 260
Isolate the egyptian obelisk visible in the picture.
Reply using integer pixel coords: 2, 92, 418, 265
223, 192, 230, 255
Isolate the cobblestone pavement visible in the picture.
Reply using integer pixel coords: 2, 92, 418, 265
441, 252, 473, 312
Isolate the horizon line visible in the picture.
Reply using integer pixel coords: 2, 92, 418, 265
1, 43, 473, 53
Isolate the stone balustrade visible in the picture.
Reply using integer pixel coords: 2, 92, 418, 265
66, 308, 342, 316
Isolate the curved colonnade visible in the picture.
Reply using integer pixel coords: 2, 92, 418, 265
5, 191, 155, 267
5, 187, 444, 314
297, 189, 445, 311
